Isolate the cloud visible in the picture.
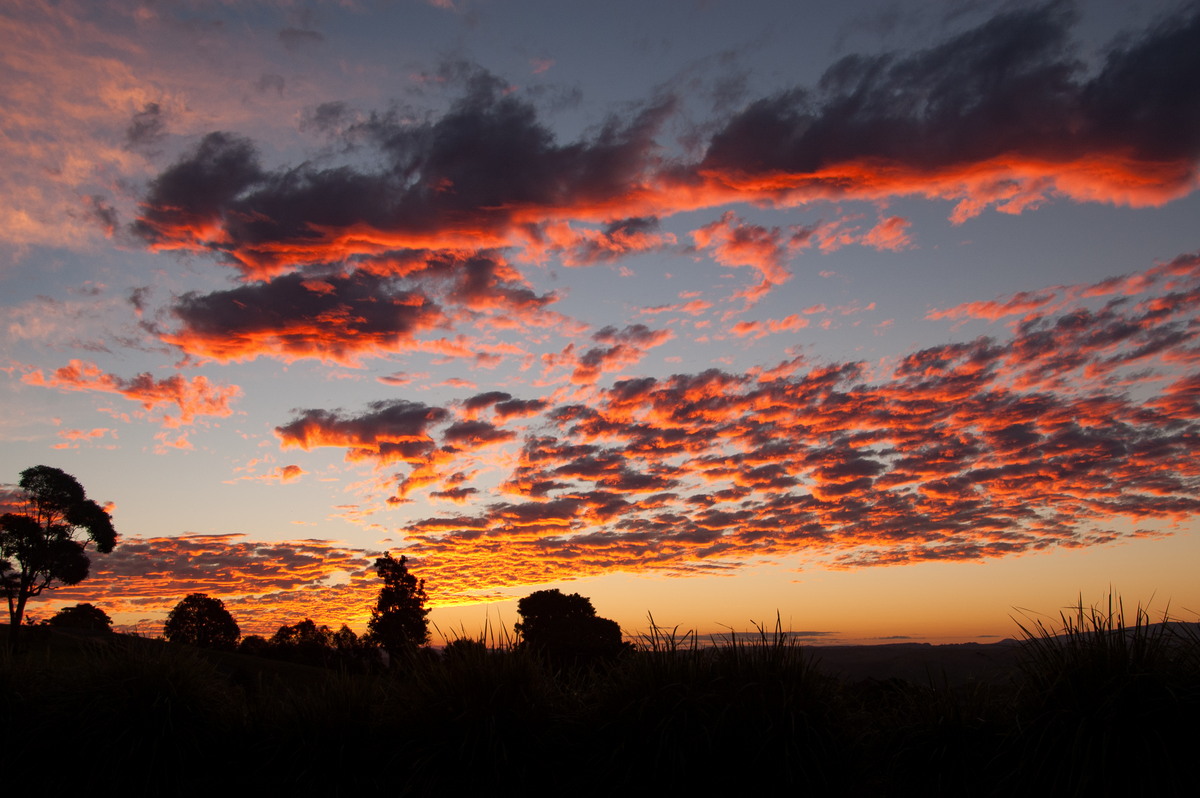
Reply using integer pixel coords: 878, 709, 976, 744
276, 399, 450, 466
861, 216, 913, 251
266, 253, 1200, 594
122, 10, 1200, 382
37, 534, 378, 634
730, 314, 808, 339
541, 324, 674, 385
691, 211, 802, 305
229, 464, 307, 484
166, 271, 446, 365
928, 252, 1200, 324
53, 427, 117, 450
521, 216, 677, 266
927, 289, 1063, 323
124, 102, 167, 153
695, 4, 1200, 219
134, 83, 674, 278
159, 247, 566, 366
22, 360, 241, 427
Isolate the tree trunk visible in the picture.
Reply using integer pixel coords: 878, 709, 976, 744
7, 588, 29, 650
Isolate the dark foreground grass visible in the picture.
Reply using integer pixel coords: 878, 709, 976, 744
2, 599, 1197, 796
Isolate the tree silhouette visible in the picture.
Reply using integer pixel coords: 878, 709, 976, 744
271, 618, 334, 648
163, 593, 240, 650
515, 589, 624, 662
47, 602, 113, 632
367, 553, 429, 656
1, 465, 117, 646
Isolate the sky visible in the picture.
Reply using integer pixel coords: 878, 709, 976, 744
2, 0, 1198, 644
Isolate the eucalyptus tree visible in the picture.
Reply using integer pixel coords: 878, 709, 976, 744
1, 465, 117, 646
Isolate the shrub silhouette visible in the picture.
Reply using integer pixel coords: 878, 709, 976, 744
515, 589, 624, 662
163, 593, 240, 650
47, 602, 113, 632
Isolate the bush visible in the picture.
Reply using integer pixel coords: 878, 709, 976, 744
46, 603, 113, 632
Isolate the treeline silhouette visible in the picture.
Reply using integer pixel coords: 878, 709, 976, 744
5, 470, 1197, 795
3, 593, 1198, 796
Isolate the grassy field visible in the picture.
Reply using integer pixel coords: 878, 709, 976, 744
2, 600, 1196, 796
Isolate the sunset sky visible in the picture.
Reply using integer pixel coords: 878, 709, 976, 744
2, 0, 1198, 644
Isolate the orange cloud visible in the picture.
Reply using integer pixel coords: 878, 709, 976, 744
861, 216, 913, 251
23, 360, 240, 427
541, 324, 674, 386
730, 314, 808, 339
346, 254, 1200, 592
520, 217, 677, 266
276, 400, 450, 467
692, 211, 799, 305
52, 427, 117, 449
37, 534, 378, 635
165, 272, 447, 365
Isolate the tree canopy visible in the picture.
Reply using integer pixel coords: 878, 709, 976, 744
1, 465, 117, 646
515, 589, 624, 662
47, 602, 113, 632
163, 593, 240, 650
245, 618, 372, 668
367, 553, 429, 656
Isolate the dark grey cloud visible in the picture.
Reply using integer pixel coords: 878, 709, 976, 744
125, 102, 167, 153
702, 3, 1200, 190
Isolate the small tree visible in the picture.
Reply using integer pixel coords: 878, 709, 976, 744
47, 602, 113, 632
163, 593, 240, 650
515, 588, 624, 662
367, 553, 429, 656
1, 465, 117, 646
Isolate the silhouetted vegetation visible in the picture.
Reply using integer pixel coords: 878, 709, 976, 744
235, 618, 375, 670
8, 555, 1197, 796
367, 553, 429, 657
46, 602, 113, 632
515, 588, 626, 664
163, 593, 240, 650
0, 465, 117, 647
2, 597, 1195, 795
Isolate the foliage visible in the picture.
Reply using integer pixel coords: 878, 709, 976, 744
238, 634, 270, 656
47, 602, 113, 632
367, 553, 429, 655
163, 593, 240, 650
0, 595, 1195, 794
515, 588, 625, 662
257, 618, 372, 668
0, 465, 117, 645
1004, 594, 1200, 794
271, 618, 334, 648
